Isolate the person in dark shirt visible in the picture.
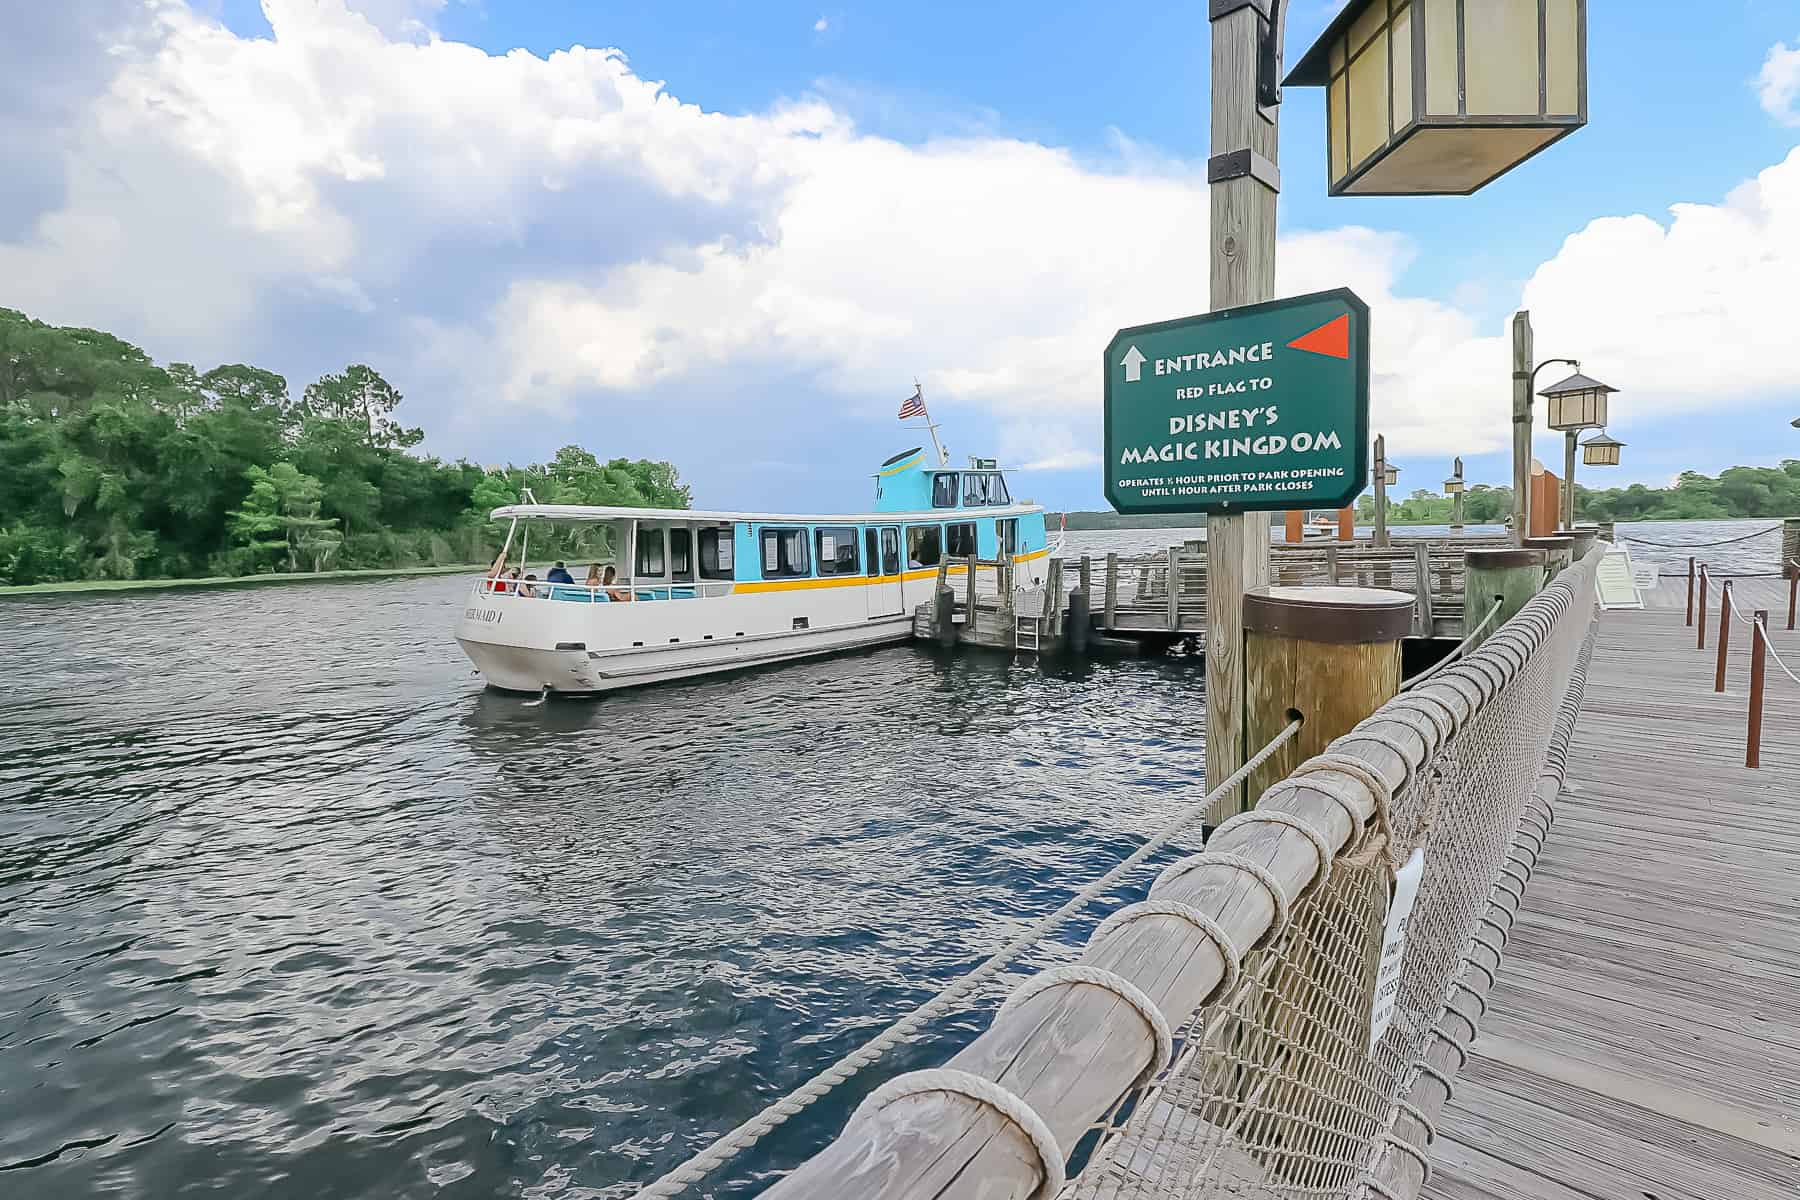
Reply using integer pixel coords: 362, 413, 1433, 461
545, 561, 574, 584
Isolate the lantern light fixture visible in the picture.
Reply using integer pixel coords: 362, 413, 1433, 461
1285, 0, 1589, 197
1443, 455, 1466, 494
1540, 370, 1617, 432
1581, 431, 1623, 467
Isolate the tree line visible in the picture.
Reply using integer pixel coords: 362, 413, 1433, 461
0, 307, 690, 586
1359, 462, 1800, 526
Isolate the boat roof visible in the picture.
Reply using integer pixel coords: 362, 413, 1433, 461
489, 502, 1045, 524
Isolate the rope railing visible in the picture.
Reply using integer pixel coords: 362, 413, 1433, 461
1696, 563, 1792, 768
627, 717, 1305, 1200
1618, 524, 1781, 550
1399, 599, 1503, 692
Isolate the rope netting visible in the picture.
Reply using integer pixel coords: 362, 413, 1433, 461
634, 552, 1603, 1200
1059, 553, 1600, 1200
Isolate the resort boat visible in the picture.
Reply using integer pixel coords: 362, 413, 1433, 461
454, 448, 1051, 694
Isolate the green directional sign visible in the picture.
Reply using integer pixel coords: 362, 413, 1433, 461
1104, 288, 1369, 516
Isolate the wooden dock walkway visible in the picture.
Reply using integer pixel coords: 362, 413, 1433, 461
1426, 574, 1800, 1200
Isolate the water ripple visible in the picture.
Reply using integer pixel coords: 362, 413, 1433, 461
0, 573, 1222, 1198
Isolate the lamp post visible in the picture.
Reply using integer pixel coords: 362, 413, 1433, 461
1542, 370, 1619, 529
1444, 456, 1466, 532
1372, 435, 1400, 547
1508, 339, 1581, 543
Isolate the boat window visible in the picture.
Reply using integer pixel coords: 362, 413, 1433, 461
699, 526, 735, 580
963, 474, 989, 506
999, 518, 1020, 558
760, 527, 811, 578
989, 474, 1011, 506
881, 528, 901, 575
636, 528, 666, 577
945, 522, 978, 558
865, 529, 880, 576
932, 473, 959, 508
906, 525, 942, 569
815, 526, 860, 576
669, 529, 694, 582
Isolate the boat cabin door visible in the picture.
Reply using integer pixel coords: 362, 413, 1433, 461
866, 526, 904, 619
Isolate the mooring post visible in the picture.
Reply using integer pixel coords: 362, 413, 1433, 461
1686, 557, 1696, 626
1789, 563, 1797, 632
1698, 566, 1709, 651
1522, 535, 1574, 579
1167, 547, 1182, 631
1715, 579, 1733, 693
1555, 527, 1598, 562
1104, 552, 1119, 628
1748, 612, 1768, 768
1067, 587, 1090, 657
1411, 541, 1434, 636
934, 585, 957, 648
1463, 548, 1546, 654
1242, 585, 1413, 809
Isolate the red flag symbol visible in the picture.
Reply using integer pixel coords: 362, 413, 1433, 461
1286, 313, 1350, 359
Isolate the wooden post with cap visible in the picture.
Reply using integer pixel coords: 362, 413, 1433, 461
1243, 585, 1413, 804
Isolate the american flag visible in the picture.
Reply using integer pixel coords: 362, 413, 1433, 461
898, 388, 926, 421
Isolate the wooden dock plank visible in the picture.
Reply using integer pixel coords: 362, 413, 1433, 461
1426, 606, 1800, 1199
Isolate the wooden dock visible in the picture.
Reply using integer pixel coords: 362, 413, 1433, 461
1425, 573, 1800, 1199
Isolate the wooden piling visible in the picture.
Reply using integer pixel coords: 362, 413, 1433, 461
1463, 548, 1546, 654
1698, 567, 1709, 651
1522, 536, 1575, 578
1242, 585, 1413, 805
934, 586, 957, 648
1104, 552, 1119, 629
1686, 556, 1696, 626
1715, 580, 1733, 693
1554, 527, 1598, 561
1285, 510, 1304, 544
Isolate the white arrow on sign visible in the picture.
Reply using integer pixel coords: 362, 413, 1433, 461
1120, 345, 1146, 383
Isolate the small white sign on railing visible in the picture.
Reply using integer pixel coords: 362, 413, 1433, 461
1369, 847, 1426, 1053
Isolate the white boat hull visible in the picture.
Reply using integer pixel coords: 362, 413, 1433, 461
451, 564, 1009, 693
457, 611, 915, 693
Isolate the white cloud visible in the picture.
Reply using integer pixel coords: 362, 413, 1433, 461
3, 0, 1797, 485
814, 16, 829, 34
1758, 37, 1800, 126
1523, 146, 1800, 421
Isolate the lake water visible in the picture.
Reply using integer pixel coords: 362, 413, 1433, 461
1, 518, 1785, 1198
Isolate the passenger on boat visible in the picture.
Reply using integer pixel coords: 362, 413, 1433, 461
603, 565, 631, 603
546, 562, 574, 585
520, 573, 539, 598
584, 564, 603, 594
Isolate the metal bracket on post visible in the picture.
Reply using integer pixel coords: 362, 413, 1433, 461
1209, 0, 1285, 110
1207, 149, 1282, 192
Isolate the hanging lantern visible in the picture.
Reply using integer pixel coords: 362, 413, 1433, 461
1285, 0, 1589, 196
1581, 432, 1623, 466
1383, 462, 1401, 487
1443, 456, 1465, 494
1540, 371, 1616, 431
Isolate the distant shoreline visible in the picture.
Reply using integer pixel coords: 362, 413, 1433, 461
0, 563, 484, 599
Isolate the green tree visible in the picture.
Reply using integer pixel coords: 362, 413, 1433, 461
303, 364, 419, 448
230, 463, 343, 573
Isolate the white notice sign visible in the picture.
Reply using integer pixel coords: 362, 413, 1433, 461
1369, 847, 1426, 1053
1596, 546, 1644, 611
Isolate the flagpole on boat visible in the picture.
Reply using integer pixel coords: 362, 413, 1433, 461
898, 379, 950, 466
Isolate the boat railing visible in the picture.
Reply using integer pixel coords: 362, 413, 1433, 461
473, 578, 736, 602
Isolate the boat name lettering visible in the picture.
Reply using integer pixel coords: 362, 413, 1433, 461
464, 607, 504, 624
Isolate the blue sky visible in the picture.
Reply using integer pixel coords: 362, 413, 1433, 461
7, 0, 1800, 511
